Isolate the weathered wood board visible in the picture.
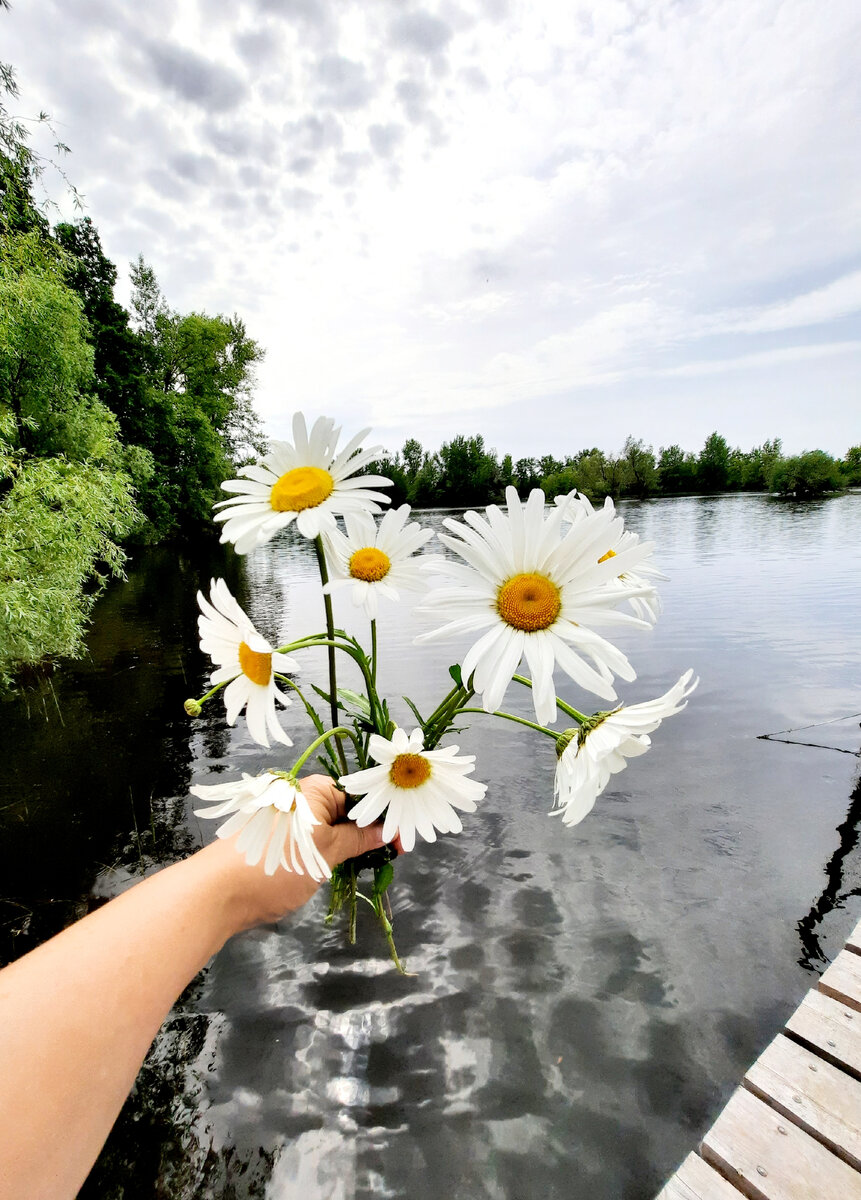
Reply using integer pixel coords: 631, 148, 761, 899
654, 1152, 743, 1199
745, 1032, 861, 1169
845, 917, 861, 958
785, 988, 861, 1079
701, 1086, 861, 1199
819, 950, 861, 1012
656, 916, 861, 1199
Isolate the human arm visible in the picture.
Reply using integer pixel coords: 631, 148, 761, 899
0, 775, 385, 1200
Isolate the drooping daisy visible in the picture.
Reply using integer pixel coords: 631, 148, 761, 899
417, 487, 657, 725
552, 669, 698, 827
556, 491, 666, 623
214, 412, 393, 554
192, 772, 331, 878
198, 578, 297, 747
322, 504, 435, 619
339, 727, 486, 852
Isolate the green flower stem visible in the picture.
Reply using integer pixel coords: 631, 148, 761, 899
511, 673, 588, 723
313, 536, 348, 774
354, 889, 410, 974
274, 634, 333, 654
348, 864, 358, 944
292, 726, 360, 776
275, 676, 340, 770
458, 707, 559, 739
423, 685, 475, 749
372, 891, 411, 975
274, 633, 384, 738
191, 679, 229, 707
370, 619, 378, 690
275, 675, 324, 734
423, 681, 463, 729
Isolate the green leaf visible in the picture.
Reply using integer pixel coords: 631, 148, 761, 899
448, 663, 463, 686
311, 682, 333, 706
402, 695, 425, 728
337, 688, 372, 721
373, 862, 394, 895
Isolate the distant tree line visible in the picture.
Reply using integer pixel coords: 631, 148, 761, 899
370, 432, 860, 508
1, 63, 263, 682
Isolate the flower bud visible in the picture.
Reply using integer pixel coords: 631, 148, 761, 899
555, 728, 578, 759
184, 698, 202, 717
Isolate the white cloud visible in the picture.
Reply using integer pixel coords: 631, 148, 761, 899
2, 0, 860, 457
723, 271, 861, 335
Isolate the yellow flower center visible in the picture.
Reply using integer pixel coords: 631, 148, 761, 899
389, 753, 431, 789
270, 466, 334, 513
238, 640, 272, 686
496, 572, 561, 632
349, 546, 391, 582
598, 548, 617, 564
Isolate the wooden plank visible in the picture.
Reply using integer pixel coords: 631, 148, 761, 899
701, 1086, 861, 1199
819, 950, 861, 1012
846, 916, 861, 957
655, 1153, 745, 1199
786, 989, 861, 1079
744, 1033, 861, 1169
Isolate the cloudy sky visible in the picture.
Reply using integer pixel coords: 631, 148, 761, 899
5, 0, 860, 457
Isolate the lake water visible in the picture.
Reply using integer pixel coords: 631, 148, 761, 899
1, 492, 860, 1199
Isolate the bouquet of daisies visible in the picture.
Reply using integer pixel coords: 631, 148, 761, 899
186, 414, 696, 970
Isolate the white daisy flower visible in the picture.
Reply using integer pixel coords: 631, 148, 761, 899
192, 772, 331, 879
322, 504, 435, 619
339, 727, 486, 852
552, 669, 698, 827
556, 491, 666, 623
198, 578, 297, 747
214, 413, 393, 554
417, 486, 657, 726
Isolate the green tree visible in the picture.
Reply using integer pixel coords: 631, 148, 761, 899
538, 454, 563, 478
657, 444, 696, 494
0, 259, 100, 457
128, 259, 265, 534
0, 433, 138, 685
741, 438, 783, 490
697, 431, 731, 492
513, 457, 540, 495
129, 254, 167, 337
401, 437, 424, 479
0, 250, 139, 682
1, 62, 50, 241
540, 464, 579, 501
54, 219, 154, 451
842, 445, 861, 486
769, 450, 843, 498
499, 453, 514, 491
621, 436, 657, 497
410, 450, 442, 506
436, 434, 500, 505
560, 450, 624, 500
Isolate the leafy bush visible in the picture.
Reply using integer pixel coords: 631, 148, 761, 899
0, 448, 138, 685
769, 450, 843, 498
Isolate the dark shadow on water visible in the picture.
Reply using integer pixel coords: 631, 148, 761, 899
796, 769, 861, 970
0, 543, 238, 965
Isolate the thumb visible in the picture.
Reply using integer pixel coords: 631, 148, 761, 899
325, 818, 387, 867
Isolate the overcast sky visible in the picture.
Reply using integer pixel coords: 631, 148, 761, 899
5, 0, 860, 457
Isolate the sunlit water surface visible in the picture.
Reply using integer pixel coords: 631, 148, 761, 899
1, 493, 860, 1199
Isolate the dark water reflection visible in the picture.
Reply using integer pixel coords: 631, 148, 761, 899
2, 494, 860, 1199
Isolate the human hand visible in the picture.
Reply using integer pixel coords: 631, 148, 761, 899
199, 774, 396, 935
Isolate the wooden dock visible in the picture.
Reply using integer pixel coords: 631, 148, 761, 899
656, 916, 861, 1199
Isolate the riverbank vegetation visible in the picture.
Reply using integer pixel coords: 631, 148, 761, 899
370, 432, 859, 508
0, 63, 263, 683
